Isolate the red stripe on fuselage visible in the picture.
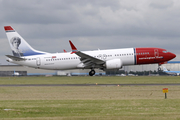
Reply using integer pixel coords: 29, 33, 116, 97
135, 48, 172, 65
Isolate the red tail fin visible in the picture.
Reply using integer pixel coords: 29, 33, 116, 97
4, 26, 15, 32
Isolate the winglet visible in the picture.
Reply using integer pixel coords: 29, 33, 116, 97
63, 49, 67, 53
69, 40, 78, 54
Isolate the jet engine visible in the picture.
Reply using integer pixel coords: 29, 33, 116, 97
105, 59, 123, 69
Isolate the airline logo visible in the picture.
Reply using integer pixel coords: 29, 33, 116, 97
4, 26, 15, 32
4, 26, 45, 57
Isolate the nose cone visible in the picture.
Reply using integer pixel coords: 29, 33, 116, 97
170, 52, 176, 59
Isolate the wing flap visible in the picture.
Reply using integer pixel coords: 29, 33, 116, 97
75, 51, 104, 64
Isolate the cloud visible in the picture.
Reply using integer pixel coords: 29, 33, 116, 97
150, 0, 173, 9
0, 0, 179, 62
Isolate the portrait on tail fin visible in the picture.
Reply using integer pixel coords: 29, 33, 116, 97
4, 26, 47, 57
10, 37, 24, 57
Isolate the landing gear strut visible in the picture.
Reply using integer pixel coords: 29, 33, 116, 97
89, 70, 95, 76
158, 64, 162, 71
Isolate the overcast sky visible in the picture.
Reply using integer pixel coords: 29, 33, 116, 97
0, 0, 180, 64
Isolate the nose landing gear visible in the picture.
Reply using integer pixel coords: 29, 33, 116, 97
89, 69, 95, 76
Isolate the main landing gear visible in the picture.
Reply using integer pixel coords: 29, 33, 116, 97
89, 69, 95, 76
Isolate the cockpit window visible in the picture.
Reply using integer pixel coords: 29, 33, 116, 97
163, 51, 168, 53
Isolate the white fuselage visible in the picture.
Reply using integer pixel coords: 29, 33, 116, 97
9, 48, 135, 70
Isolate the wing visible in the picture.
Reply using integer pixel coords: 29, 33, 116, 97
69, 40, 105, 68
6, 55, 26, 61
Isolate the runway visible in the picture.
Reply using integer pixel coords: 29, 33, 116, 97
1, 83, 180, 87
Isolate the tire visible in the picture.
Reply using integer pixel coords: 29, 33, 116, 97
89, 70, 95, 76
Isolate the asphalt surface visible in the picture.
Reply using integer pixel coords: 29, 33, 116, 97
0, 83, 180, 87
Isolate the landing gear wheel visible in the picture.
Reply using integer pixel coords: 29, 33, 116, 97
89, 70, 95, 76
158, 65, 161, 71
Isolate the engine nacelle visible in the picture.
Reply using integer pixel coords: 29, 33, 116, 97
105, 59, 122, 69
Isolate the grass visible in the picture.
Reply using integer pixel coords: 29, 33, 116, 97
1, 99, 180, 120
0, 76, 180, 119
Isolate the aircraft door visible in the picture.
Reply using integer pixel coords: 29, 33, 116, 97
154, 49, 159, 57
103, 54, 107, 60
36, 57, 41, 66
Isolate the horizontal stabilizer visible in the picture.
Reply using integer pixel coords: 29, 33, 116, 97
6, 55, 26, 61
163, 66, 168, 72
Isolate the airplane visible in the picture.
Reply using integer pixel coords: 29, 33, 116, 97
162, 66, 180, 76
12, 70, 20, 76
4, 26, 176, 76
